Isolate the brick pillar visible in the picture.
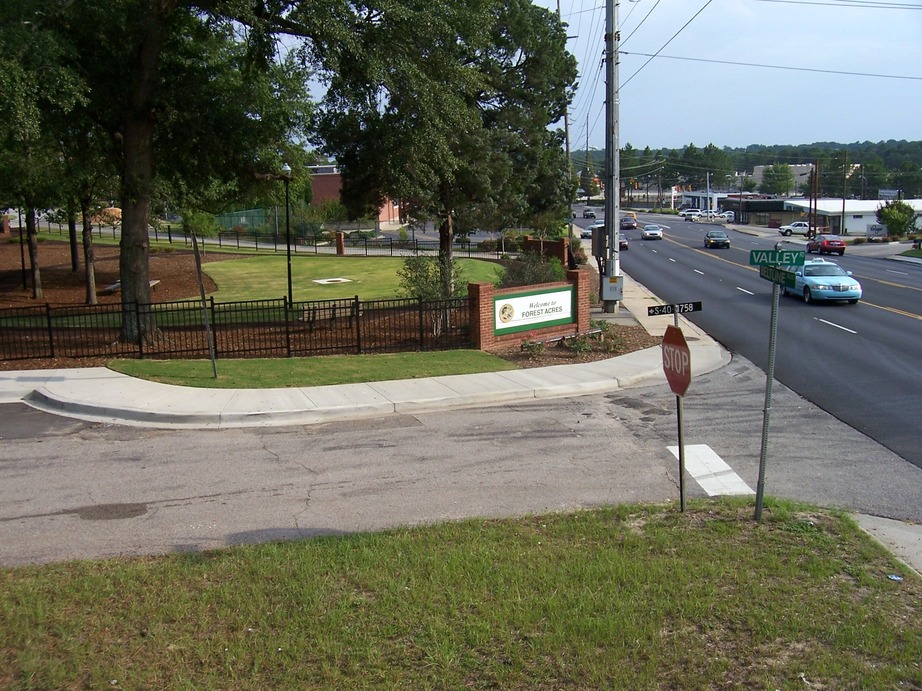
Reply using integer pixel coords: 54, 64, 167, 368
0, 216, 9, 235
468, 282, 495, 350
567, 268, 591, 333
336, 232, 345, 255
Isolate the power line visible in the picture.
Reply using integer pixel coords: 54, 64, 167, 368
754, 0, 922, 9
619, 51, 922, 81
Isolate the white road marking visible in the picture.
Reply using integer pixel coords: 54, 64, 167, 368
816, 318, 857, 333
668, 444, 755, 496
886, 269, 908, 276
694, 269, 704, 275
736, 287, 754, 295
669, 258, 676, 263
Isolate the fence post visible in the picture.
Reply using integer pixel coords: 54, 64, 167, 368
354, 296, 362, 354
209, 297, 218, 359
285, 298, 292, 358
132, 302, 143, 359
45, 303, 56, 359
419, 298, 425, 350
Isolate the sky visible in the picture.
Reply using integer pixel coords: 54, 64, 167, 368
543, 0, 922, 152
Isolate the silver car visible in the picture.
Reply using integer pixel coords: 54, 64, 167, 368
641, 224, 664, 240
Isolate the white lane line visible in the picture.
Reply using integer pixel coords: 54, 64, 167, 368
668, 444, 754, 496
886, 269, 908, 276
694, 269, 704, 275
816, 318, 857, 333
736, 287, 754, 295
669, 258, 676, 263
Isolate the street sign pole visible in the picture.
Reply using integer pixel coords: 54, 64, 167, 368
661, 315, 692, 512
754, 245, 785, 521
673, 311, 686, 512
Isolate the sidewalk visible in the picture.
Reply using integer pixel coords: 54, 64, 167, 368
0, 274, 728, 429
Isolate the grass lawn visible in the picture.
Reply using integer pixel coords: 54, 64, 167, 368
1, 498, 919, 688
198, 254, 503, 302
109, 350, 519, 388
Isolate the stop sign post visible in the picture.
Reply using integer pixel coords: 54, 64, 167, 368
661, 324, 691, 511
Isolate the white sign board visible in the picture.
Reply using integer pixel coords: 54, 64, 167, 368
494, 287, 574, 335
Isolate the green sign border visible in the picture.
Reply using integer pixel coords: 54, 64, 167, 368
493, 285, 575, 336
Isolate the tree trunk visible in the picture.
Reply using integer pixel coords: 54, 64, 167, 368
68, 204, 80, 272
25, 208, 42, 300
80, 199, 98, 305
117, 1, 169, 343
438, 184, 455, 298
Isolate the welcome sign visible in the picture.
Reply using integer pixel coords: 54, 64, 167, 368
493, 286, 575, 335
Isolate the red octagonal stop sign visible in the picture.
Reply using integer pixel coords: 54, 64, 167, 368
661, 324, 691, 397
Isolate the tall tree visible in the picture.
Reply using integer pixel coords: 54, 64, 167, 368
316, 0, 576, 295
759, 163, 795, 196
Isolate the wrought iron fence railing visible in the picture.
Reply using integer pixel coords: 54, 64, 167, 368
0, 296, 471, 363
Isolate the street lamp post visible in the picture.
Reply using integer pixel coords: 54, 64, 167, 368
281, 163, 292, 306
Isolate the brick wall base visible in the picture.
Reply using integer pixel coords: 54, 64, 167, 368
469, 268, 591, 351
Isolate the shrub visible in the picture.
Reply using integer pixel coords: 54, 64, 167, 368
520, 333, 546, 358
562, 334, 592, 354
496, 251, 566, 288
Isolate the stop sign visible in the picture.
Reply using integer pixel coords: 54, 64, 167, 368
661, 325, 691, 396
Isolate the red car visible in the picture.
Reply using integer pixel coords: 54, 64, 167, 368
806, 234, 846, 256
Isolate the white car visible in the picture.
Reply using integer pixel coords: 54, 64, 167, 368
678, 209, 701, 220
779, 221, 812, 236
580, 221, 603, 239
641, 224, 664, 240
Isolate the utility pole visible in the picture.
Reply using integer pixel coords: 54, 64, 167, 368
558, 0, 575, 243
601, 0, 622, 312
841, 150, 848, 235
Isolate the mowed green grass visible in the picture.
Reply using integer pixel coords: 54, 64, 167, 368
110, 351, 519, 388
200, 254, 504, 302
1, 499, 919, 688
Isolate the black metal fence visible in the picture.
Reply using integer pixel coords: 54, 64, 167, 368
0, 296, 471, 363
34, 222, 514, 259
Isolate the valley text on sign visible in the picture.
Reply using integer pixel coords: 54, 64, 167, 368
493, 286, 574, 335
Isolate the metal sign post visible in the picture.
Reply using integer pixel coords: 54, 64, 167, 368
661, 318, 692, 512
748, 243, 800, 521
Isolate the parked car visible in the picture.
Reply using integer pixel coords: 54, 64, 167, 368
778, 221, 812, 236
703, 229, 730, 249
719, 210, 735, 222
806, 234, 846, 256
641, 224, 664, 240
781, 259, 861, 304
620, 216, 637, 230
678, 208, 701, 220
582, 208, 596, 219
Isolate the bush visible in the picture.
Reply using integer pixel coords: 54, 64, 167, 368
397, 255, 467, 299
520, 333, 546, 359
496, 251, 566, 288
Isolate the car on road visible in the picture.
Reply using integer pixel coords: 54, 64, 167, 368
620, 216, 637, 230
582, 208, 596, 219
678, 208, 701, 220
781, 258, 861, 304
779, 221, 812, 236
619, 237, 629, 250
703, 229, 730, 248
640, 224, 664, 240
580, 221, 603, 239
719, 210, 735, 222
806, 234, 846, 256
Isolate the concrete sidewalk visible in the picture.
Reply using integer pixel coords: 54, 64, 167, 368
0, 274, 728, 429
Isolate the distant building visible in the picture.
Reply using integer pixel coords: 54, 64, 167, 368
308, 165, 400, 226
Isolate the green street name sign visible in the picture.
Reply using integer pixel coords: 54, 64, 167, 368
749, 249, 805, 266
759, 265, 796, 288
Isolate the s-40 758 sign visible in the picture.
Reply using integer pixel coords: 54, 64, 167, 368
647, 301, 702, 317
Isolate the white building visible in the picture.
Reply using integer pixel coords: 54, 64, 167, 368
783, 198, 922, 235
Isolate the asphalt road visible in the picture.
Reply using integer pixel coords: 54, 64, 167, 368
2, 352, 919, 566
618, 214, 922, 469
